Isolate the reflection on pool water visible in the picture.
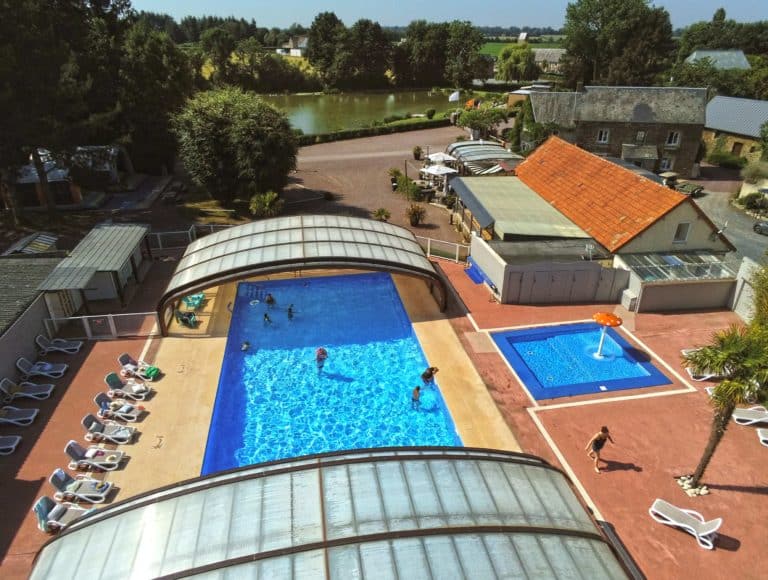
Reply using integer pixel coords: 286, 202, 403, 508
201, 273, 461, 475
492, 322, 671, 400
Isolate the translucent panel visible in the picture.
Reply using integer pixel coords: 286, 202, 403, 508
32, 451, 625, 580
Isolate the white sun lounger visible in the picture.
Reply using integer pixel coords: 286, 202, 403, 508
65, 440, 125, 472
49, 468, 112, 503
681, 348, 726, 382
82, 414, 136, 444
117, 353, 158, 382
0, 377, 55, 403
94, 393, 144, 423
33, 496, 94, 533
758, 429, 768, 447
104, 372, 151, 401
649, 498, 722, 549
0, 406, 39, 427
16, 357, 68, 380
0, 435, 22, 455
732, 406, 768, 426
36, 335, 83, 355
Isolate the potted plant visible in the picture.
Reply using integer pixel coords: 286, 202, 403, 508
373, 207, 391, 222
405, 203, 426, 226
412, 145, 423, 161
388, 167, 402, 191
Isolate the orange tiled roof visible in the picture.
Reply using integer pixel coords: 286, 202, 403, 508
515, 136, 687, 252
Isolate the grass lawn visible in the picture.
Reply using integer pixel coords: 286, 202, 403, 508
480, 42, 516, 58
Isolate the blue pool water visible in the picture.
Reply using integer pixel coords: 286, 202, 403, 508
492, 322, 671, 400
202, 272, 461, 475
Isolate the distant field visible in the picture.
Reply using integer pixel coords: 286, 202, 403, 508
482, 38, 564, 57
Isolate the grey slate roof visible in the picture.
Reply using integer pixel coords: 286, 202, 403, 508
530, 87, 707, 127
705, 95, 768, 138
532, 48, 566, 64
0, 256, 62, 336
685, 50, 751, 70
39, 223, 149, 291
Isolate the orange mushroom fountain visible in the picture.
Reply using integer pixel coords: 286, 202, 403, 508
592, 312, 623, 358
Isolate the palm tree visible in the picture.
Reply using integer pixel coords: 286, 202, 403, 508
249, 190, 284, 218
683, 324, 768, 487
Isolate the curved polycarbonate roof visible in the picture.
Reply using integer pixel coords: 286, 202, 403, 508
157, 216, 446, 330
31, 448, 628, 579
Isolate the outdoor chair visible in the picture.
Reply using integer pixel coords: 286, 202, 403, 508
0, 435, 22, 456
0, 377, 55, 403
33, 496, 94, 533
118, 353, 160, 382
758, 428, 768, 448
681, 349, 728, 382
65, 440, 125, 472
175, 310, 198, 328
0, 406, 39, 427
82, 414, 136, 445
16, 357, 68, 380
49, 468, 112, 503
36, 335, 83, 355
649, 498, 722, 550
94, 392, 145, 423
104, 372, 151, 401
182, 293, 205, 310
732, 406, 768, 426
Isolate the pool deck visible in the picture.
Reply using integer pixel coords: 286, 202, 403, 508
1, 259, 765, 579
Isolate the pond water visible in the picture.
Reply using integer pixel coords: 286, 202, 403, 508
262, 91, 460, 135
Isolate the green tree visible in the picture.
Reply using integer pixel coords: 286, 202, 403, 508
249, 190, 284, 218
761, 120, 768, 161
345, 19, 390, 88
677, 9, 741, 62
200, 27, 236, 83
445, 21, 485, 88
562, 0, 674, 86
172, 88, 298, 203
457, 108, 508, 138
683, 322, 768, 487
306, 11, 346, 87
396, 20, 450, 87
496, 44, 540, 82
119, 21, 192, 172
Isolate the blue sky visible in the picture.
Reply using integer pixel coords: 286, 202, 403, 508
132, 1, 766, 29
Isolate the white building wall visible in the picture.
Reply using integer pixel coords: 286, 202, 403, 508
619, 202, 731, 254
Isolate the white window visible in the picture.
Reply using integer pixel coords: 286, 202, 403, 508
666, 131, 680, 146
660, 157, 673, 170
636, 131, 646, 144
597, 129, 610, 144
673, 222, 691, 243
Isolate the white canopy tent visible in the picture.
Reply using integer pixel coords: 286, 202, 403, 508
422, 164, 458, 177
426, 152, 457, 164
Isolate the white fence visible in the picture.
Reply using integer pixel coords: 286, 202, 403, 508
44, 312, 160, 340
415, 236, 469, 263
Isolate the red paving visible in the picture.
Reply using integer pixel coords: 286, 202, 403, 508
439, 260, 766, 580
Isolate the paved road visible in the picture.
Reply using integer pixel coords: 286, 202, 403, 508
694, 190, 767, 262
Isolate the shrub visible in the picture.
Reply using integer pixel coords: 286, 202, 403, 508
295, 118, 451, 146
412, 145, 423, 160
405, 203, 427, 226
388, 167, 403, 179
373, 207, 391, 221
249, 191, 284, 218
425, 108, 436, 119
443, 194, 457, 210
741, 161, 768, 184
707, 151, 748, 169
742, 192, 765, 210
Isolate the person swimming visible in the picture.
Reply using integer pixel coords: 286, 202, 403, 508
241, 341, 250, 351
263, 313, 272, 324
315, 347, 328, 371
265, 293, 276, 308
287, 304, 294, 320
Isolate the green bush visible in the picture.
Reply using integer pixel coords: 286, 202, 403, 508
742, 192, 765, 210
707, 150, 748, 169
425, 108, 436, 119
383, 114, 405, 124
296, 118, 451, 147
741, 161, 768, 184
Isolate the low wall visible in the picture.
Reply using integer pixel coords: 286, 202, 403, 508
637, 279, 736, 312
0, 295, 50, 379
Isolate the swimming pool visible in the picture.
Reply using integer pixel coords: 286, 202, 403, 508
202, 272, 461, 475
492, 322, 671, 400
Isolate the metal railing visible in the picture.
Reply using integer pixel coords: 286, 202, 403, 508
415, 236, 470, 263
147, 224, 230, 251
44, 312, 161, 340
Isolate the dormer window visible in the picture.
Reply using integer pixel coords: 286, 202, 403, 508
666, 131, 681, 147
673, 222, 690, 243
597, 129, 610, 144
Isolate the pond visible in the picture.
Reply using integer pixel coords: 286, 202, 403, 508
262, 91, 461, 135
